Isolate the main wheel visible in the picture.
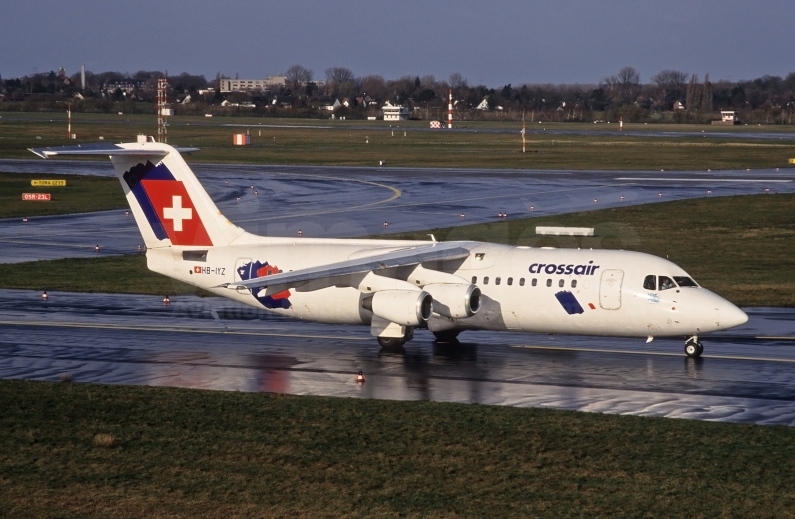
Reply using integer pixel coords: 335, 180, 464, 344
685, 341, 703, 358
433, 330, 461, 343
378, 336, 406, 349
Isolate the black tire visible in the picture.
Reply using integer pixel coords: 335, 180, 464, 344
378, 336, 406, 349
685, 341, 702, 358
433, 330, 461, 343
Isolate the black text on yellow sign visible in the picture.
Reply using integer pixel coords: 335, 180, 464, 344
31, 179, 67, 187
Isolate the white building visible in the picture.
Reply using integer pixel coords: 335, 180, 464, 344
219, 76, 286, 92
721, 111, 739, 123
382, 101, 409, 121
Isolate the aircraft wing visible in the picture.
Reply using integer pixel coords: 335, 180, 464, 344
29, 143, 199, 159
222, 241, 474, 291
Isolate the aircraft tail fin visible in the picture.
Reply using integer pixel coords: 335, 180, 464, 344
31, 141, 246, 249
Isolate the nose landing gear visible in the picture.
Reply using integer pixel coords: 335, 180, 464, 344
685, 336, 704, 358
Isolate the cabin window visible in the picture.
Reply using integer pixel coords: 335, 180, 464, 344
472, 276, 477, 284
674, 276, 698, 287
507, 277, 513, 286
659, 276, 676, 290
643, 275, 656, 290
546, 279, 552, 287
571, 280, 577, 288
483, 276, 490, 285
558, 279, 565, 288
475, 253, 485, 261
519, 278, 525, 286
531, 278, 537, 287
495, 277, 501, 285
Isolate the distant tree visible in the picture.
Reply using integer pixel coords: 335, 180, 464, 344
448, 72, 468, 89
285, 64, 313, 90
325, 67, 354, 85
651, 69, 689, 110
360, 75, 388, 100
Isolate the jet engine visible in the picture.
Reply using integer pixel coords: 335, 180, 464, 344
423, 283, 481, 318
361, 290, 433, 326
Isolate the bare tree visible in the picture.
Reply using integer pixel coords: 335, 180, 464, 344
285, 64, 313, 89
448, 72, 468, 89
325, 67, 355, 85
651, 69, 689, 110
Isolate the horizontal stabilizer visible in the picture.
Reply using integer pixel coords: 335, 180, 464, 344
29, 143, 199, 159
220, 241, 474, 291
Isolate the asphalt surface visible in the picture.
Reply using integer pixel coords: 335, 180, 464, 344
1, 159, 794, 425
1, 288, 794, 425
1, 158, 793, 263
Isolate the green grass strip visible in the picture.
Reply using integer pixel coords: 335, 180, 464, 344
0, 171, 126, 218
1, 379, 794, 518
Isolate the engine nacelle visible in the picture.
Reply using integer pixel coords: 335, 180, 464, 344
362, 290, 432, 326
423, 283, 481, 318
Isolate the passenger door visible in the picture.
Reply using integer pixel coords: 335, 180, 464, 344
599, 269, 624, 310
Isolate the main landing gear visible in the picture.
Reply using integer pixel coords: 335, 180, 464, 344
377, 336, 407, 348
685, 336, 704, 358
377, 327, 414, 349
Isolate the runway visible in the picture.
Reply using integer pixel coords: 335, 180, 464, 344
1, 288, 794, 425
1, 158, 793, 263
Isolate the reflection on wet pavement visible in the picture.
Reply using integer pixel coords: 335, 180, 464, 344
1, 289, 794, 425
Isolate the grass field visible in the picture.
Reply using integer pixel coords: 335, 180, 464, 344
2, 193, 794, 306
2, 378, 794, 518
0, 171, 125, 218
3, 112, 795, 170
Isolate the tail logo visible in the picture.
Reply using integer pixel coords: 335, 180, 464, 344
123, 161, 213, 246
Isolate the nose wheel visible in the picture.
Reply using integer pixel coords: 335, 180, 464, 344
685, 337, 703, 358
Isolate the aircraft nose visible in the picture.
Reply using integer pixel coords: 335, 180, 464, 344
720, 303, 748, 330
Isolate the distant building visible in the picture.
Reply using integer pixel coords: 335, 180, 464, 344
476, 98, 489, 110
322, 99, 342, 111
382, 101, 408, 121
219, 76, 286, 92
712, 110, 739, 125
673, 100, 685, 111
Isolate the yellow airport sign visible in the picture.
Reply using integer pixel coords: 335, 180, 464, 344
789, 159, 795, 164
31, 179, 67, 187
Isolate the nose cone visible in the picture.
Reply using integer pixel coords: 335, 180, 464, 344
721, 303, 748, 330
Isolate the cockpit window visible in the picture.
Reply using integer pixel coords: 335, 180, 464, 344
643, 275, 656, 290
674, 276, 698, 287
659, 276, 677, 290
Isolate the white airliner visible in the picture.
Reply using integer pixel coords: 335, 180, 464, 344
31, 139, 748, 357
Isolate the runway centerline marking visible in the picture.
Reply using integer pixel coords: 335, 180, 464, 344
510, 344, 795, 363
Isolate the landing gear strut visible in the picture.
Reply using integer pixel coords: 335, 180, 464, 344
685, 336, 704, 358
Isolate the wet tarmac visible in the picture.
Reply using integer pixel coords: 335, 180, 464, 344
2, 159, 794, 425
1, 288, 794, 425
1, 159, 793, 263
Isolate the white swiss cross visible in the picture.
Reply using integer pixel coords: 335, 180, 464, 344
163, 195, 192, 232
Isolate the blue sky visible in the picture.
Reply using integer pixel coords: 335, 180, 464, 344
2, 0, 793, 86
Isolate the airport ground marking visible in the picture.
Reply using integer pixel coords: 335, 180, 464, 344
0, 320, 371, 341
510, 344, 795, 363
615, 177, 793, 183
232, 172, 402, 223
